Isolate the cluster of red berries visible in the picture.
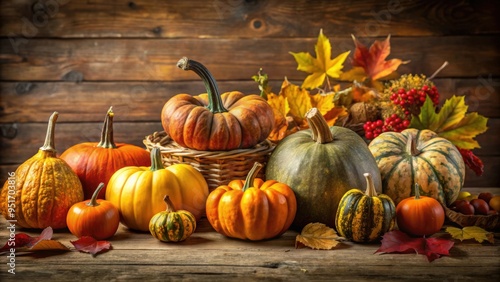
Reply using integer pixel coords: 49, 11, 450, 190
389, 85, 440, 116
363, 114, 411, 140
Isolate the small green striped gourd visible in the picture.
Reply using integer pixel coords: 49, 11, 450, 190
335, 173, 396, 243
368, 128, 465, 206
149, 195, 196, 242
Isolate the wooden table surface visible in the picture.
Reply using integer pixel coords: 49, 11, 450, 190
1, 212, 499, 282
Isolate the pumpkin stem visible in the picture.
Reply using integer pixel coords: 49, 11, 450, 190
39, 111, 59, 153
406, 134, 420, 156
177, 57, 228, 113
163, 195, 176, 213
87, 183, 105, 207
305, 108, 334, 144
242, 162, 263, 192
150, 147, 165, 171
414, 183, 421, 200
97, 106, 117, 149
363, 173, 378, 197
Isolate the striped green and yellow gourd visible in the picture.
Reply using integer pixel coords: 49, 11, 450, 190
149, 195, 196, 242
335, 173, 396, 243
368, 128, 465, 206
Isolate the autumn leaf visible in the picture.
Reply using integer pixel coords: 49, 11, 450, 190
457, 148, 484, 176
71, 236, 112, 256
341, 34, 408, 83
410, 96, 488, 150
279, 79, 312, 126
445, 226, 494, 244
290, 29, 350, 90
0, 227, 70, 254
375, 230, 454, 262
295, 223, 344, 250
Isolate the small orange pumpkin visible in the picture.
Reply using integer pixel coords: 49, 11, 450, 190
66, 183, 120, 240
206, 162, 296, 241
396, 184, 445, 236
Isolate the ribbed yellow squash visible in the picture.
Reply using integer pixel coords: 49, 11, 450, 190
105, 147, 208, 231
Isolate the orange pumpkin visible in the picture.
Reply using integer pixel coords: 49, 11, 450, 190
161, 57, 274, 151
60, 107, 151, 199
66, 183, 120, 240
396, 184, 445, 236
206, 162, 296, 240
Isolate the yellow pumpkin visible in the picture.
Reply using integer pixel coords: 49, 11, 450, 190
105, 147, 209, 231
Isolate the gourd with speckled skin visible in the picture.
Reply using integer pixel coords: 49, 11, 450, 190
0, 112, 84, 229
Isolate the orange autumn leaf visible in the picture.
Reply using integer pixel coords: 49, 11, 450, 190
342, 35, 409, 82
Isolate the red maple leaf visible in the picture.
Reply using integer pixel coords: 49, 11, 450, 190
0, 227, 54, 253
375, 230, 454, 262
458, 148, 484, 176
71, 236, 111, 256
350, 35, 408, 81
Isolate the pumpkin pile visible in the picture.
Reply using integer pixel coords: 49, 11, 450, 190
0, 37, 494, 250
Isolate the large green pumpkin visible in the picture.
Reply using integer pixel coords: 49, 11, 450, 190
368, 128, 465, 206
265, 108, 382, 230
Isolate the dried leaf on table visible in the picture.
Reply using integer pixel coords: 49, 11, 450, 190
290, 29, 350, 90
375, 230, 454, 262
0, 227, 70, 254
295, 223, 344, 250
445, 226, 494, 244
71, 236, 111, 256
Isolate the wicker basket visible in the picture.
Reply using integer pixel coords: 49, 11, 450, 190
444, 205, 500, 231
144, 131, 276, 191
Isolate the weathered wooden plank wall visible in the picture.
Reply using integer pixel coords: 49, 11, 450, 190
1, 0, 499, 187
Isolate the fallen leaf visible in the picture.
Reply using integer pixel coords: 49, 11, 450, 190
0, 227, 70, 254
342, 34, 408, 82
375, 230, 454, 262
295, 223, 344, 250
445, 226, 494, 244
71, 236, 111, 256
410, 95, 488, 150
290, 29, 350, 90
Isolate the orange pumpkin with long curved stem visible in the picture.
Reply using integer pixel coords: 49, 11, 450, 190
206, 162, 297, 241
161, 57, 274, 151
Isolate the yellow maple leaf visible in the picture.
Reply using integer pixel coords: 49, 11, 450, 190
445, 226, 494, 244
279, 79, 312, 125
295, 223, 344, 250
310, 92, 335, 116
290, 29, 350, 90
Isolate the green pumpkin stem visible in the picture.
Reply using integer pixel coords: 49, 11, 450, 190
39, 111, 59, 153
414, 183, 421, 200
163, 195, 176, 213
363, 173, 378, 197
177, 57, 228, 114
150, 147, 165, 171
305, 108, 334, 144
87, 183, 105, 207
97, 106, 117, 149
406, 134, 420, 156
242, 162, 263, 192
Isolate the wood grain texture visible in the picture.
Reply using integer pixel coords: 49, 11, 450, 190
1, 0, 499, 38
1, 78, 499, 123
0, 217, 499, 281
1, 36, 499, 81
